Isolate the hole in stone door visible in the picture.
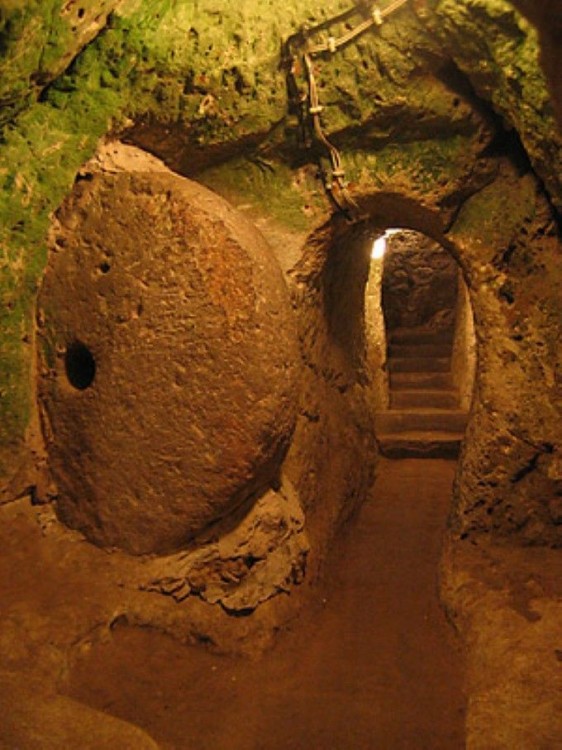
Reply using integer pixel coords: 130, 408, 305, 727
368, 229, 476, 458
65, 341, 96, 390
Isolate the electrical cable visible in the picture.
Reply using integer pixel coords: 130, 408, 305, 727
286, 0, 410, 220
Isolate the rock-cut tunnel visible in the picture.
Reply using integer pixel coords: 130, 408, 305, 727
0, 1, 561, 748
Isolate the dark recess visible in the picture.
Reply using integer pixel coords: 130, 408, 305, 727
65, 341, 96, 390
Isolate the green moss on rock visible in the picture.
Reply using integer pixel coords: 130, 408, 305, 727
451, 168, 537, 248
420, 0, 562, 210
199, 156, 325, 232
346, 133, 479, 199
0, 0, 559, 484
0, 0, 123, 128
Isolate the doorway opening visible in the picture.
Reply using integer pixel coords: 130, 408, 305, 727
368, 228, 476, 458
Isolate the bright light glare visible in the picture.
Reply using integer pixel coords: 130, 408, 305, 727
371, 228, 401, 260
371, 235, 387, 260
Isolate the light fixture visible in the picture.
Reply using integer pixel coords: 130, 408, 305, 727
371, 228, 401, 260
371, 235, 387, 259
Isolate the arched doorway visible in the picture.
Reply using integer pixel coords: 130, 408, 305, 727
366, 228, 476, 458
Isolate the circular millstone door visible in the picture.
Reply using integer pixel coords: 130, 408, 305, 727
37, 152, 299, 555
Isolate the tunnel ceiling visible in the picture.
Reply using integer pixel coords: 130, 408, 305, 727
0, 0, 561, 478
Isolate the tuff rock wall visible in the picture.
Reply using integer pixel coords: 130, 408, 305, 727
0, 0, 561, 645
381, 230, 458, 332
1, 4, 562, 747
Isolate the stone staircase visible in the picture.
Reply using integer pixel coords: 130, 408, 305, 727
375, 327, 468, 459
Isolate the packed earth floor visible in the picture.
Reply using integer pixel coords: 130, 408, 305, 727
66, 458, 466, 749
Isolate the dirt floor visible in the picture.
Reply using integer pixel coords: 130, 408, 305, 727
65, 458, 466, 749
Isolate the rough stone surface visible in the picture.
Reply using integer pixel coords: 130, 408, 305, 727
1, 2, 562, 746
142, 479, 309, 614
37, 144, 300, 555
284, 223, 378, 557
447, 163, 562, 546
450, 277, 476, 411
63, 459, 465, 750
512, 0, 562, 130
0, 0, 125, 127
441, 535, 562, 749
0, 488, 316, 744
0, 0, 522, 476
365, 253, 389, 411
0, 670, 161, 750
382, 230, 458, 332
0, 488, 313, 685
417, 0, 562, 212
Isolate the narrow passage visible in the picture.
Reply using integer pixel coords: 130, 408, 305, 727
68, 459, 466, 749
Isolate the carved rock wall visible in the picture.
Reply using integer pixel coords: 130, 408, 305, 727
448, 163, 562, 546
381, 231, 458, 332
451, 275, 477, 412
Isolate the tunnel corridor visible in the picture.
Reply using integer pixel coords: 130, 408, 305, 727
0, 137, 559, 750
62, 459, 465, 750
1, 1, 562, 748
371, 229, 475, 458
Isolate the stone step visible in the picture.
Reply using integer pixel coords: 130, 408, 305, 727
377, 431, 464, 459
389, 343, 452, 359
390, 372, 453, 390
390, 389, 459, 409
388, 357, 451, 373
389, 328, 454, 345
375, 409, 468, 433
